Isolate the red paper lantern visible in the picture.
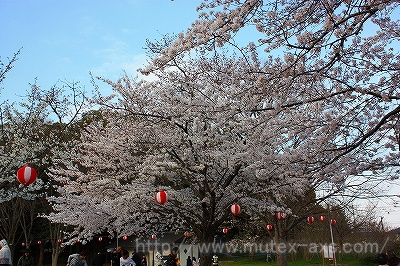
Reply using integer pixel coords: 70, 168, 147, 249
155, 190, 168, 205
16, 165, 37, 185
123, 235, 128, 240
275, 211, 285, 220
222, 228, 228, 234
151, 234, 157, 240
230, 204, 241, 216
307, 216, 315, 224
98, 237, 103, 242
319, 215, 326, 222
21, 243, 25, 246
37, 240, 42, 245
331, 219, 336, 226
184, 231, 190, 237
266, 224, 273, 231
57, 239, 62, 243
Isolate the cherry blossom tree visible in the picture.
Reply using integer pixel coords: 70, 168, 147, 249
46, 49, 370, 265
137, 1, 400, 265
45, 1, 400, 266
0, 71, 49, 254
0, 76, 90, 265
0, 49, 20, 85
142, 0, 400, 177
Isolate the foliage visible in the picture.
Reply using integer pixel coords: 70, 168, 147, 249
2, 1, 400, 266
48, 54, 316, 241
143, 0, 400, 184
0, 64, 91, 266
138, 3, 400, 264
46, 0, 400, 258
0, 49, 20, 85
46, 47, 384, 246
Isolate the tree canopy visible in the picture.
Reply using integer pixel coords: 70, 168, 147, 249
2, 1, 399, 266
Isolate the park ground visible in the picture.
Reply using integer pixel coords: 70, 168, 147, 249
217, 253, 378, 266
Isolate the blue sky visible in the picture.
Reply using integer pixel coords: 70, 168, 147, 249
1, 0, 200, 101
1, 0, 399, 228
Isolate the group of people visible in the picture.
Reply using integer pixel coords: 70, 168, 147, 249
3, 238, 399, 266
0, 241, 190, 266
0, 239, 34, 266
0, 240, 180, 266
185, 256, 198, 266
155, 247, 188, 266
67, 247, 140, 266
67, 247, 190, 266
109, 246, 148, 266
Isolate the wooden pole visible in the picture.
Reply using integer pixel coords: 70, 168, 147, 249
328, 207, 337, 266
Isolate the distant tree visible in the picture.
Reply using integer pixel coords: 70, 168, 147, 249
0, 78, 50, 258
0, 76, 91, 265
0, 49, 20, 84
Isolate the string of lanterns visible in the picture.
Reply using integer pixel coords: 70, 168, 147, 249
154, 191, 240, 235
17, 168, 338, 246
23, 175, 335, 240
307, 215, 337, 226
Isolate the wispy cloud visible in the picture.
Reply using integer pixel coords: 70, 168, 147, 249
90, 35, 154, 82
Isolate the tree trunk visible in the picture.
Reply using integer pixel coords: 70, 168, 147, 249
198, 228, 217, 266
276, 253, 287, 266
37, 243, 44, 266
274, 226, 288, 266
51, 244, 60, 266
49, 223, 65, 266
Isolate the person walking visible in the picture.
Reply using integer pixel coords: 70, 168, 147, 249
165, 248, 178, 266
111, 246, 123, 266
378, 252, 388, 266
141, 255, 147, 266
155, 251, 163, 266
387, 251, 400, 266
120, 250, 136, 266
17, 249, 34, 266
131, 253, 141, 266
186, 256, 192, 266
66, 251, 88, 266
0, 239, 12, 266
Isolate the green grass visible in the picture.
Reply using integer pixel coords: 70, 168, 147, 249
217, 253, 377, 266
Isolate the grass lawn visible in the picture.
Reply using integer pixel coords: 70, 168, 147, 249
217, 253, 377, 266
